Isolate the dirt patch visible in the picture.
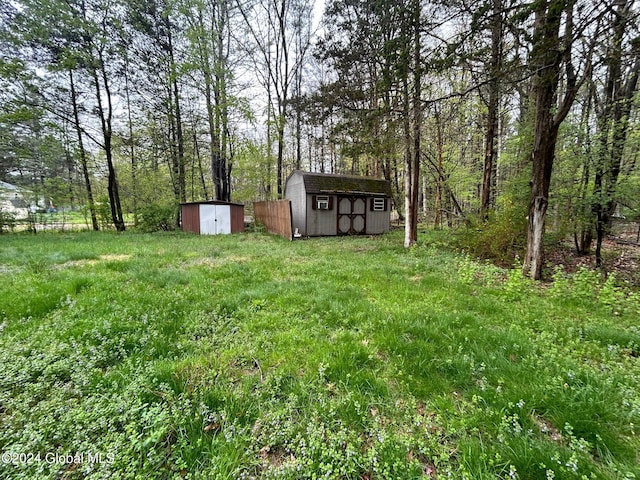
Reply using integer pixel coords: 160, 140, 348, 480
531, 414, 562, 443
545, 231, 639, 286
0, 265, 21, 274
189, 256, 250, 267
60, 254, 132, 268
99, 254, 131, 261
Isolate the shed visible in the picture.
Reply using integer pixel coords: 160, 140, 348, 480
285, 170, 392, 236
180, 201, 244, 235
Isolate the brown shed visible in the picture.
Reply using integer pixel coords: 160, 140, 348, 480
285, 170, 392, 236
180, 201, 244, 235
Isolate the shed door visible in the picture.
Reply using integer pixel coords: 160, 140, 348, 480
216, 206, 231, 234
337, 196, 366, 235
199, 205, 231, 234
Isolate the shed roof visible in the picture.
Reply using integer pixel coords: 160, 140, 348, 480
289, 170, 391, 196
180, 200, 244, 207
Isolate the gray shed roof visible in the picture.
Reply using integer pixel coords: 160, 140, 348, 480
290, 170, 392, 196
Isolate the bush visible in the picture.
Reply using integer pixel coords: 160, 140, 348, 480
454, 206, 527, 265
95, 197, 113, 230
138, 202, 178, 232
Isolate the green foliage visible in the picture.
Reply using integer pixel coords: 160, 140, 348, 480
455, 166, 530, 264
550, 266, 640, 316
94, 197, 113, 230
455, 207, 527, 265
137, 202, 178, 232
0, 231, 638, 479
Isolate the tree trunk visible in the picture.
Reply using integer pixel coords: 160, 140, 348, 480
410, 0, 421, 242
403, 75, 413, 247
276, 0, 289, 199
167, 24, 186, 205
573, 84, 594, 255
524, 0, 581, 280
69, 69, 98, 231
480, 0, 502, 218
403, 0, 421, 247
124, 58, 138, 227
193, 132, 209, 199
592, 0, 639, 267
434, 107, 443, 230
92, 54, 125, 232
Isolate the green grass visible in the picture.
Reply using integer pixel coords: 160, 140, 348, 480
0, 230, 639, 479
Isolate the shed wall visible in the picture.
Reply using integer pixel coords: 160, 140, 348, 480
306, 194, 337, 236
181, 204, 201, 234
254, 200, 293, 240
365, 198, 391, 234
181, 201, 244, 235
230, 204, 245, 233
365, 211, 390, 234
285, 173, 307, 235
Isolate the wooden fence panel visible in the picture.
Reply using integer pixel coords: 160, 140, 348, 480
253, 200, 293, 240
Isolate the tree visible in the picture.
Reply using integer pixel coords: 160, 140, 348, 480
523, 0, 591, 280
479, 0, 504, 218
182, 0, 235, 201
68, 68, 99, 230
237, 0, 313, 198
591, 0, 639, 266
9, 0, 127, 231
402, 0, 422, 247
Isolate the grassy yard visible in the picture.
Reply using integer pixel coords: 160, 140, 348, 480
0, 230, 638, 479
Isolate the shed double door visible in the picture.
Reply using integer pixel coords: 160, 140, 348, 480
199, 204, 231, 234
337, 196, 366, 235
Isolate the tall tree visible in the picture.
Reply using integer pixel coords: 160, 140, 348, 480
183, 0, 234, 201
68, 68, 99, 230
523, 0, 590, 279
237, 0, 313, 198
480, 0, 504, 218
405, 0, 421, 247
592, 0, 639, 266
8, 0, 127, 230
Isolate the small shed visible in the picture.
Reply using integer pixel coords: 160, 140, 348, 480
180, 200, 244, 235
285, 170, 392, 236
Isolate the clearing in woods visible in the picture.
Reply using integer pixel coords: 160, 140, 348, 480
0, 230, 638, 479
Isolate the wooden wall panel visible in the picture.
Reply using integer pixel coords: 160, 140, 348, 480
254, 200, 293, 240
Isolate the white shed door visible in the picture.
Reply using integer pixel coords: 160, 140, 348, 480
199, 205, 231, 235
215, 206, 231, 234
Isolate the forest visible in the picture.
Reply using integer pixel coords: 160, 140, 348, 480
1, 0, 639, 279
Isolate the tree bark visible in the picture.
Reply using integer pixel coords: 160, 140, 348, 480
524, 0, 582, 280
92, 51, 125, 232
69, 69, 98, 231
480, 0, 503, 218
403, 0, 421, 247
434, 107, 443, 230
593, 0, 639, 267
124, 57, 138, 226
167, 22, 186, 205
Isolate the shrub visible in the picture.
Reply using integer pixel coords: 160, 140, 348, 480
138, 202, 178, 232
454, 205, 527, 265
95, 197, 113, 230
